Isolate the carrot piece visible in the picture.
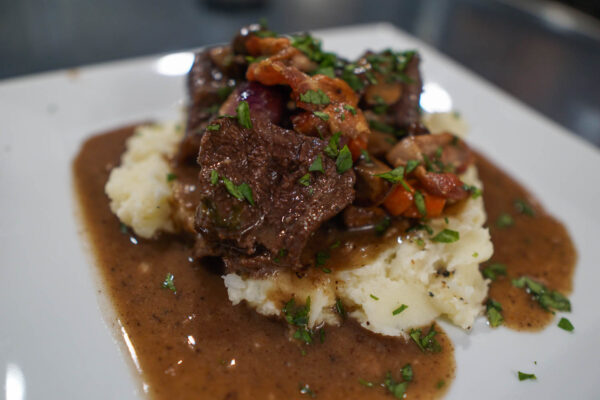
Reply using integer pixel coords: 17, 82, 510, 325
424, 193, 446, 217
348, 135, 368, 162
383, 185, 414, 216
402, 191, 446, 218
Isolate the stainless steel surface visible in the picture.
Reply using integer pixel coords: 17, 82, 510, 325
1, 0, 598, 145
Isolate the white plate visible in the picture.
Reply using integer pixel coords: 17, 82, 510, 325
1, 23, 599, 400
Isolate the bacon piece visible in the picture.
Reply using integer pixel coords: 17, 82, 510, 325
413, 166, 468, 201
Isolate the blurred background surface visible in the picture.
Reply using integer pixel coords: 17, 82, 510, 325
1, 0, 598, 146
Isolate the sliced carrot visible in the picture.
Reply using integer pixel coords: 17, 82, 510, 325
402, 191, 446, 218
383, 184, 414, 216
424, 193, 446, 217
348, 135, 368, 162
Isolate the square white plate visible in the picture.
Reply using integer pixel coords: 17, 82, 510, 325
1, 23, 599, 400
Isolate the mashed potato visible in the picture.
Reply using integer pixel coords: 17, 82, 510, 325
225, 165, 492, 337
105, 113, 492, 337
105, 123, 183, 238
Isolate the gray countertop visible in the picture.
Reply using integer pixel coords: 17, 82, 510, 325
1, 0, 598, 146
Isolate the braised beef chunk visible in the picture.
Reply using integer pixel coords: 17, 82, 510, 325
342, 206, 387, 229
391, 53, 426, 135
194, 118, 355, 273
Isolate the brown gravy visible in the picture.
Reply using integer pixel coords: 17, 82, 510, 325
477, 154, 577, 330
74, 127, 454, 400
73, 127, 576, 399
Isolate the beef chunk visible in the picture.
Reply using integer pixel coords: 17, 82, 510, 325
342, 206, 387, 229
390, 53, 428, 136
194, 118, 355, 273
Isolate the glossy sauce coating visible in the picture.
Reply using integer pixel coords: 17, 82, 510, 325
74, 127, 454, 400
73, 127, 576, 399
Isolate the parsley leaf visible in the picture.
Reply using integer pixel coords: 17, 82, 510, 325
221, 177, 243, 200
405, 160, 420, 174
358, 378, 374, 388
401, 364, 413, 382
315, 250, 330, 266
512, 276, 571, 312
370, 294, 379, 301
166, 172, 177, 182
392, 304, 408, 315
161, 273, 176, 292
518, 372, 537, 381
336, 145, 353, 174
236, 101, 252, 129
486, 299, 504, 327
344, 104, 357, 115
374, 216, 391, 236
298, 173, 311, 186
210, 170, 219, 185
431, 229, 460, 243
324, 132, 342, 158
482, 263, 507, 280
409, 325, 441, 353
273, 248, 288, 263
237, 182, 255, 206
206, 123, 220, 131
514, 199, 535, 216
313, 111, 329, 121
283, 297, 314, 344
462, 184, 482, 199
335, 298, 347, 319
496, 213, 514, 228
300, 89, 330, 105
360, 149, 372, 163
384, 372, 408, 399
309, 155, 324, 173
414, 191, 426, 216
558, 317, 574, 332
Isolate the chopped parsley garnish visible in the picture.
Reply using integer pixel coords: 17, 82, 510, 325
358, 378, 374, 388
360, 149, 372, 163
206, 123, 220, 131
315, 251, 330, 266
514, 199, 535, 216
335, 298, 347, 319
335, 145, 353, 174
384, 371, 408, 399
392, 304, 408, 315
283, 297, 314, 344
324, 132, 342, 158
315, 66, 335, 77
313, 110, 329, 121
330, 240, 341, 249
368, 119, 395, 134
431, 229, 460, 243
463, 184, 482, 199
210, 170, 219, 185
436, 380, 445, 389
496, 213, 514, 228
518, 372, 537, 381
300, 89, 330, 105
236, 101, 252, 129
512, 276, 571, 312
309, 155, 324, 173
374, 216, 391, 236
161, 273, 176, 292
473, 252, 479, 257
299, 173, 311, 186
486, 299, 504, 327
409, 325, 441, 353
166, 173, 177, 182
237, 183, 255, 206
221, 177, 255, 205
370, 294, 379, 301
558, 317, 574, 332
217, 85, 233, 100
321, 267, 332, 273
119, 222, 128, 234
405, 160, 420, 174
482, 263, 507, 281
402, 364, 413, 382
299, 383, 316, 397
414, 191, 426, 216
415, 238, 425, 247
273, 248, 288, 263
344, 104, 357, 115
